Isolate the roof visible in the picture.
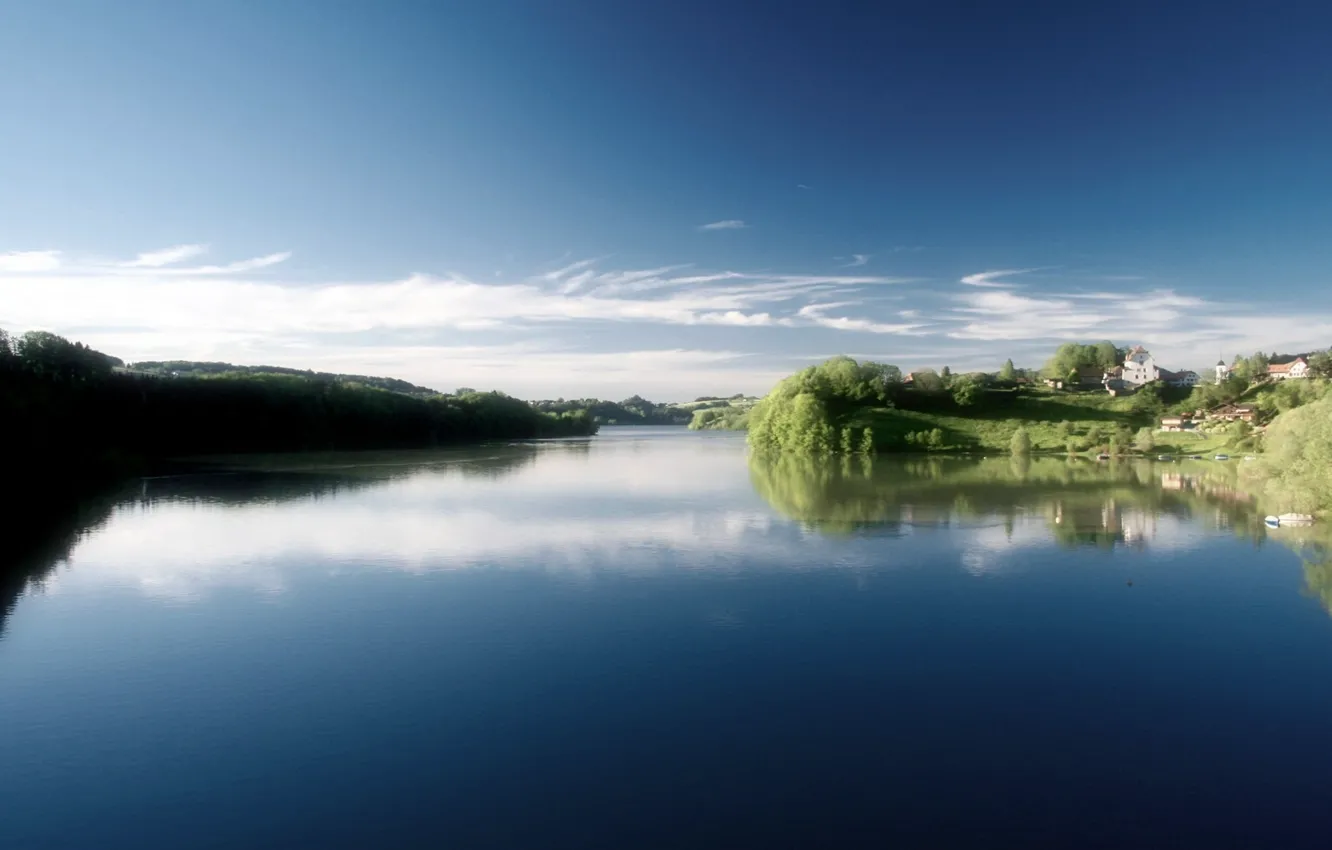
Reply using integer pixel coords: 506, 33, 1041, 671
1216, 359, 1227, 366
1158, 368, 1179, 380
1267, 358, 1305, 373
1076, 366, 1105, 378
1105, 365, 1123, 377
1128, 345, 1148, 355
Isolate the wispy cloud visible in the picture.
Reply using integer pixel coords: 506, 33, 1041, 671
7, 246, 1330, 392
796, 303, 929, 335
194, 252, 292, 274
796, 184, 810, 190
0, 250, 61, 272
960, 268, 1039, 287
124, 244, 208, 268
0, 252, 918, 367
841, 254, 870, 268
699, 219, 747, 231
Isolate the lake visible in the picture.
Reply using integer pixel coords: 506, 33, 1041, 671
4, 427, 1332, 848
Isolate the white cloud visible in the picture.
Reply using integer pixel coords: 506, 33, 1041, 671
0, 250, 60, 272
5, 245, 1329, 395
960, 268, 1037, 287
124, 244, 208, 267
841, 254, 870, 268
699, 219, 747, 230
797, 303, 929, 335
194, 251, 292, 273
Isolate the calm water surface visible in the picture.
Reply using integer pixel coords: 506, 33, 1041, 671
5, 428, 1332, 848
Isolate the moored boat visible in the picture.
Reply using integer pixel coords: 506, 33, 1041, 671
1266, 514, 1316, 527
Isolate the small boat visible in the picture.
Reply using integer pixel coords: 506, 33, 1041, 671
1266, 514, 1316, 527
1244, 456, 1257, 461
1096, 453, 1111, 460
1157, 454, 1173, 461
1186, 454, 1203, 460
1214, 454, 1231, 461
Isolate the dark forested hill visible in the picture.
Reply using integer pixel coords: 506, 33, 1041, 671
128, 360, 440, 397
1, 329, 597, 468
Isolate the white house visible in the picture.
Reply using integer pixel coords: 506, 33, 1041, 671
1268, 356, 1309, 380
1160, 368, 1201, 388
1121, 345, 1160, 387
1214, 359, 1229, 384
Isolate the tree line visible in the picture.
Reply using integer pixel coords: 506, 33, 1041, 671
0, 329, 598, 470
128, 359, 441, 397
530, 395, 694, 425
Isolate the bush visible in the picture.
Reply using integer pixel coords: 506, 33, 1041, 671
1010, 427, 1032, 455
1133, 427, 1155, 453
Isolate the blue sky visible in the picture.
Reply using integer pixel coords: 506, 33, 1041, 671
3, 0, 1331, 399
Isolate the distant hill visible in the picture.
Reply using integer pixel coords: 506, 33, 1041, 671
531, 394, 758, 426
129, 360, 441, 397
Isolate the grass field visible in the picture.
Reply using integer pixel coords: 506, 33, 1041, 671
842, 388, 1151, 453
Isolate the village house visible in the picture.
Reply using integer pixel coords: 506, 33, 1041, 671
1077, 366, 1106, 388
1208, 404, 1256, 423
1159, 416, 1194, 432
1159, 368, 1201, 387
1121, 345, 1159, 386
1267, 356, 1310, 380
1098, 346, 1195, 392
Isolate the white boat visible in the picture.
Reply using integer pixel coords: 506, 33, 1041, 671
1214, 454, 1230, 461
1243, 456, 1257, 461
1157, 454, 1173, 461
1266, 514, 1316, 527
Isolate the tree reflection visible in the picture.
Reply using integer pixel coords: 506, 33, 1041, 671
1, 445, 555, 639
749, 452, 1332, 616
749, 454, 1261, 545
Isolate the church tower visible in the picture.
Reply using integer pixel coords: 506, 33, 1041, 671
1215, 358, 1229, 384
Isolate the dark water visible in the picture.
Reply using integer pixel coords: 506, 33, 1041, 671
4, 428, 1332, 849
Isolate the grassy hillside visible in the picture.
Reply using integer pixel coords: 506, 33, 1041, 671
843, 389, 1147, 453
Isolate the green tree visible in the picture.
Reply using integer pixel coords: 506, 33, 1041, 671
912, 369, 944, 393
1010, 427, 1032, 456
840, 426, 854, 454
1094, 341, 1121, 369
951, 375, 983, 407
1308, 351, 1332, 379
1044, 341, 1120, 379
1055, 420, 1073, 439
1133, 427, 1155, 453
927, 428, 945, 450
861, 427, 875, 454
1249, 393, 1332, 514
998, 359, 1017, 382
1233, 352, 1271, 382
940, 365, 952, 381
1086, 425, 1106, 448
1132, 382, 1166, 417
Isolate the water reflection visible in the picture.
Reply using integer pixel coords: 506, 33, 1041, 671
750, 454, 1259, 539
6, 435, 1332, 636
748, 452, 1332, 607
